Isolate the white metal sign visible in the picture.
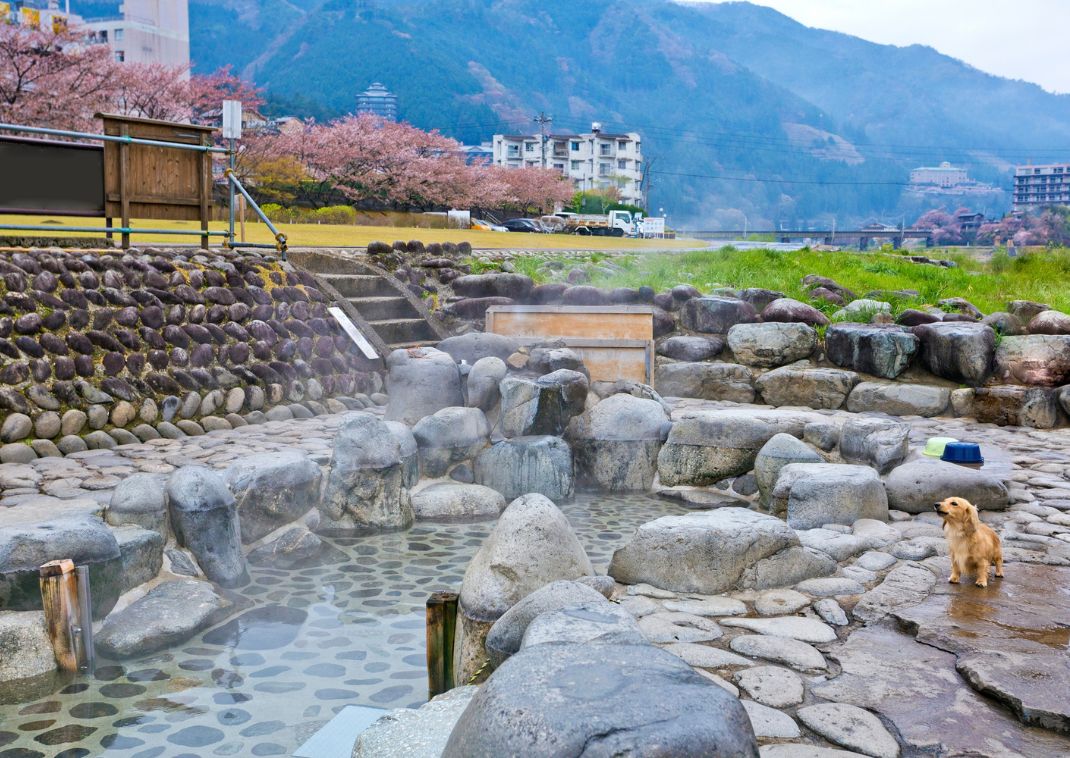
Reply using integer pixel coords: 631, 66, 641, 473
328, 307, 379, 360
222, 100, 243, 140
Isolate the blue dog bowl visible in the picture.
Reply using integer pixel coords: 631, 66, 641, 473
941, 442, 984, 465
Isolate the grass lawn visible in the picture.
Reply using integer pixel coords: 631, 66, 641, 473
0, 215, 704, 252
510, 246, 1070, 316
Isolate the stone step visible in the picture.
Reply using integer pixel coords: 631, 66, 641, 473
346, 295, 421, 322
321, 273, 397, 298
369, 318, 439, 346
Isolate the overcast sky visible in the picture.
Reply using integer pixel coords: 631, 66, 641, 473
703, 0, 1070, 94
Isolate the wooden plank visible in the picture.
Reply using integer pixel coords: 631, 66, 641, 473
426, 591, 458, 698
488, 308, 653, 341
38, 559, 79, 673
118, 123, 130, 250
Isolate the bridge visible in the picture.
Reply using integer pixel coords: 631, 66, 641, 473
680, 228, 933, 249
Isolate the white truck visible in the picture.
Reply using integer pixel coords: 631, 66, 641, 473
554, 210, 639, 237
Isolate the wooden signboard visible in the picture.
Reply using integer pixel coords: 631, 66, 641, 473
0, 136, 104, 216
97, 113, 216, 248
485, 305, 655, 384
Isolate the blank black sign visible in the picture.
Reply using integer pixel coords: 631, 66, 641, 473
0, 136, 105, 216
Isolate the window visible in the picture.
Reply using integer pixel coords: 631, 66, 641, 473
570, 160, 581, 171
599, 143, 611, 156
553, 163, 564, 171
525, 143, 534, 152
618, 140, 629, 151
599, 163, 610, 176
114, 28, 124, 41
571, 141, 581, 151
617, 159, 628, 170
114, 50, 125, 62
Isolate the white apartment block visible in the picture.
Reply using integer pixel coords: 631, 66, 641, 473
492, 124, 644, 207
83, 0, 190, 72
1013, 163, 1070, 212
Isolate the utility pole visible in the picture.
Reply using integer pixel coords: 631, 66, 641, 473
533, 111, 552, 169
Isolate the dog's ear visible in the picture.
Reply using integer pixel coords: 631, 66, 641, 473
962, 503, 979, 536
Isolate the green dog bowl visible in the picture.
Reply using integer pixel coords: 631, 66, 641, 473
923, 437, 958, 457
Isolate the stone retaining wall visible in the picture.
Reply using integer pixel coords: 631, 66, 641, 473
0, 246, 382, 462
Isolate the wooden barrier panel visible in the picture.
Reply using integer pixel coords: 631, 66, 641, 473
486, 305, 654, 384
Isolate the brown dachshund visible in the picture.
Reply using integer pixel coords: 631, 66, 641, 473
934, 497, 1004, 587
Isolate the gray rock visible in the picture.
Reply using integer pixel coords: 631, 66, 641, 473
247, 525, 323, 568
657, 413, 776, 486
681, 296, 760, 334
973, 385, 1059, 428
915, 322, 996, 386
884, 457, 1010, 513
568, 393, 670, 491
736, 665, 805, 707
0, 443, 37, 463
528, 345, 587, 375
729, 634, 827, 671
106, 473, 168, 533
804, 420, 840, 451
727, 322, 817, 368
814, 598, 850, 626
825, 323, 919, 379
385, 347, 464, 424
852, 561, 936, 624
353, 686, 479, 758
452, 272, 533, 300
466, 356, 507, 411
319, 413, 412, 534
29, 439, 61, 458
831, 298, 891, 321
754, 433, 823, 507
223, 450, 321, 543
1028, 309, 1070, 334
442, 642, 758, 758
797, 703, 899, 758
411, 483, 505, 521
657, 335, 724, 361
413, 406, 491, 477
166, 466, 249, 588
655, 361, 756, 403
721, 615, 837, 643
484, 580, 608, 666
498, 370, 587, 438
520, 601, 644, 649
754, 589, 810, 617
0, 413, 32, 442
609, 507, 818, 594
742, 700, 801, 739
772, 463, 888, 529
839, 417, 909, 474
57, 434, 89, 454
762, 297, 829, 327
379, 420, 419, 488
0, 610, 55, 685
474, 436, 574, 501
60, 409, 88, 436
663, 641, 751, 668
846, 382, 950, 417
983, 311, 1026, 337
637, 611, 723, 643
994, 334, 1070, 386
1008, 299, 1050, 324
112, 525, 164, 593
438, 332, 520, 364
96, 579, 228, 658
756, 366, 858, 409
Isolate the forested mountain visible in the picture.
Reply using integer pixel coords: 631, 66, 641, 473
93, 0, 1070, 225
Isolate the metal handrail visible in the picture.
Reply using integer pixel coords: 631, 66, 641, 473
0, 122, 228, 153
226, 169, 288, 258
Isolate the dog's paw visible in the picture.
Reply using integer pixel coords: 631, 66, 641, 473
948, 576, 960, 584
975, 579, 988, 587
995, 571, 1004, 578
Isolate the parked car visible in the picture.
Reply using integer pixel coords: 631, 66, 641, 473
471, 219, 508, 232
502, 218, 543, 233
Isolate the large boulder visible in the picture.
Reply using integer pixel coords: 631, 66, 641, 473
1027, 309, 1070, 335
498, 370, 587, 438
727, 322, 817, 368
884, 457, 1010, 513
528, 346, 587, 376
466, 356, 507, 411
655, 362, 755, 403
474, 436, 574, 501
384, 420, 420, 487
520, 601, 644, 649
412, 406, 491, 477
411, 483, 505, 521
846, 382, 950, 417
0, 611, 55, 686
657, 413, 776, 486
1007, 299, 1050, 324
385, 347, 464, 424
831, 298, 891, 321
112, 525, 165, 593
681, 296, 759, 334
762, 297, 829, 327
167, 466, 249, 588
824, 323, 918, 379
451, 272, 533, 301
754, 433, 823, 507
993, 335, 1070, 387
0, 498, 121, 617
442, 642, 758, 758
105, 472, 168, 534
771, 463, 888, 529
320, 413, 413, 533
755, 366, 858, 409
914, 322, 996, 386
609, 508, 832, 594
353, 687, 479, 758
96, 579, 228, 658
455, 493, 592, 682
437, 332, 519, 365
839, 417, 909, 474
656, 335, 724, 362
568, 393, 670, 491
973, 386, 1059, 429
222, 450, 321, 543
247, 525, 323, 568
484, 579, 608, 667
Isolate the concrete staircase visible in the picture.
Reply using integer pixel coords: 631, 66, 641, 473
289, 251, 447, 355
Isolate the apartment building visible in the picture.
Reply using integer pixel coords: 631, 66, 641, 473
492, 123, 644, 206
910, 161, 969, 188
83, 0, 190, 70
1013, 164, 1070, 212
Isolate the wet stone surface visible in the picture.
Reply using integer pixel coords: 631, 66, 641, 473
0, 493, 685, 756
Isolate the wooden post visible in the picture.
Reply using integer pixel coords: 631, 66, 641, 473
38, 559, 80, 673
118, 124, 130, 250
198, 134, 210, 249
426, 591, 458, 699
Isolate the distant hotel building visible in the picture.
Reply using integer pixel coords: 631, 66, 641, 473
910, 161, 969, 188
356, 83, 398, 121
1013, 164, 1070, 213
492, 123, 644, 206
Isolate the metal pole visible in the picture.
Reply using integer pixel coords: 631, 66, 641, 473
0, 224, 229, 236
227, 138, 237, 248
226, 170, 287, 256
0, 122, 228, 153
